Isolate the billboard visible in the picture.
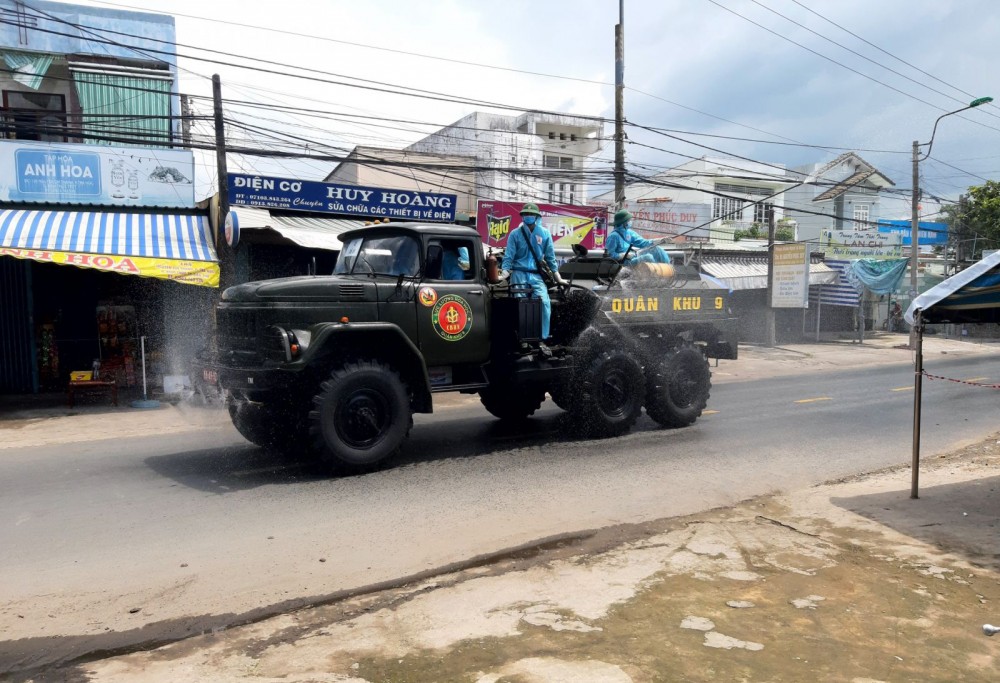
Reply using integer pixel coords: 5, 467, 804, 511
228, 174, 456, 221
770, 242, 810, 308
876, 219, 948, 247
0, 140, 195, 208
821, 229, 902, 259
619, 200, 711, 241
476, 200, 609, 250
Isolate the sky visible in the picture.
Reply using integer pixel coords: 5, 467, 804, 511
64, 0, 1000, 220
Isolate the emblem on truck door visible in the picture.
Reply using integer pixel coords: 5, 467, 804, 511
431, 294, 472, 341
418, 286, 438, 307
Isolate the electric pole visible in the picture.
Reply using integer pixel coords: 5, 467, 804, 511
614, 0, 625, 209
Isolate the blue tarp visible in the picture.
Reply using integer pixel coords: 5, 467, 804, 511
845, 258, 909, 295
905, 251, 1000, 324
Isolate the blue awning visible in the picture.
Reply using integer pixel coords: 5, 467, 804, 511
0, 209, 217, 262
0, 209, 219, 286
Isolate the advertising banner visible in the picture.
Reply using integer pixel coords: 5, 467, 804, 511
821, 229, 902, 259
876, 219, 948, 247
0, 247, 219, 287
0, 140, 195, 208
228, 174, 456, 222
476, 200, 609, 250
619, 200, 711, 241
770, 242, 810, 308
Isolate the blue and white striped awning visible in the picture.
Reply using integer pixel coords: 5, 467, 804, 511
811, 259, 861, 307
0, 209, 217, 262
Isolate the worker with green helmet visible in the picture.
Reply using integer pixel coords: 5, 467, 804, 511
500, 202, 566, 342
605, 209, 671, 265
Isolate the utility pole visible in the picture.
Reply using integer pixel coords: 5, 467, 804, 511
765, 206, 776, 347
909, 139, 920, 348
614, 0, 625, 209
212, 74, 234, 289
180, 93, 193, 147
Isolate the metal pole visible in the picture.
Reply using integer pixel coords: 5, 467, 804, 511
910, 310, 923, 499
212, 74, 229, 230
909, 139, 920, 349
614, 0, 625, 208
140, 335, 148, 401
765, 207, 776, 346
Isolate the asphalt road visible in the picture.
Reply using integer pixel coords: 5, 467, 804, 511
2, 354, 999, 672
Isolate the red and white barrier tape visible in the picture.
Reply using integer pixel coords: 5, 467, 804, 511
922, 371, 1000, 389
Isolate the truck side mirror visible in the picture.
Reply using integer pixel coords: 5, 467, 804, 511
425, 244, 443, 279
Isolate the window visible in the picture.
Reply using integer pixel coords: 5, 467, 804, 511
333, 234, 421, 277
427, 238, 476, 281
2, 90, 66, 141
853, 204, 870, 228
570, 134, 577, 142
543, 155, 573, 170
712, 196, 745, 221
753, 202, 775, 225
548, 131, 555, 139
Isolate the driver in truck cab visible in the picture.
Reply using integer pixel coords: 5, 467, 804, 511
605, 209, 672, 265
500, 202, 567, 344
442, 245, 470, 280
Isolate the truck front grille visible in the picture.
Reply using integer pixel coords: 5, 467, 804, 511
217, 307, 258, 353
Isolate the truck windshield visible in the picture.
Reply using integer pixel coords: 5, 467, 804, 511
334, 235, 421, 277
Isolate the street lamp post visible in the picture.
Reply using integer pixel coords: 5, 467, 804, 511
909, 96, 993, 348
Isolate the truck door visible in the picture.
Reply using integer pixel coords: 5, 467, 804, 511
416, 236, 489, 367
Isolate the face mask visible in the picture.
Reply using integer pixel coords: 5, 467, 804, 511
523, 215, 537, 226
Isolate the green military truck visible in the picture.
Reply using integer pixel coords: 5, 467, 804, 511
194, 222, 738, 470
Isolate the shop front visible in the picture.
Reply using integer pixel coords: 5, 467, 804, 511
0, 209, 218, 394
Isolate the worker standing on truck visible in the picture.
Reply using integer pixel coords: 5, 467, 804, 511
500, 202, 566, 342
605, 209, 672, 265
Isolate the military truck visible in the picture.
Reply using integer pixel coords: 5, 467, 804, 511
194, 222, 738, 470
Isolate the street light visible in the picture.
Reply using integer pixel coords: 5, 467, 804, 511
909, 96, 993, 348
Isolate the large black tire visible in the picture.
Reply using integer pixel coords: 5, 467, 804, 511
228, 399, 307, 451
645, 345, 711, 428
479, 385, 546, 421
570, 349, 644, 437
309, 360, 411, 469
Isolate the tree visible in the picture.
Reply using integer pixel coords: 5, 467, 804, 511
947, 180, 1000, 261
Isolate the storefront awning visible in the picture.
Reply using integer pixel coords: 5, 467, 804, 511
701, 256, 839, 291
233, 206, 363, 251
0, 209, 219, 287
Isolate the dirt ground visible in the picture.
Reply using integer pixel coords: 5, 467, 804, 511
14, 432, 998, 683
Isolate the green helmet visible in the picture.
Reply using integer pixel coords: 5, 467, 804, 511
613, 209, 633, 227
520, 202, 542, 217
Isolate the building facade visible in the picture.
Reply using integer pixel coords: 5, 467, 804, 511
404, 111, 605, 207
592, 156, 794, 244
0, 1, 217, 395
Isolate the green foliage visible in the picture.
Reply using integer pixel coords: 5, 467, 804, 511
948, 180, 1000, 260
733, 219, 795, 242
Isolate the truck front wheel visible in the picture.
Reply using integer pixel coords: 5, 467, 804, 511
479, 385, 546, 421
309, 360, 411, 469
572, 350, 644, 437
645, 345, 711, 428
228, 399, 307, 451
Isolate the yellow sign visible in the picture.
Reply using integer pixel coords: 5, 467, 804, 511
610, 296, 659, 313
0, 248, 219, 287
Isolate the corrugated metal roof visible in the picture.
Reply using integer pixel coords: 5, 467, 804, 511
233, 207, 365, 251
700, 255, 839, 291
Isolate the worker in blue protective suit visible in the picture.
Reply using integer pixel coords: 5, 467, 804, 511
605, 209, 672, 265
442, 246, 470, 280
500, 202, 567, 343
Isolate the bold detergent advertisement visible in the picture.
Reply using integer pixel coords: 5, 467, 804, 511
476, 200, 609, 250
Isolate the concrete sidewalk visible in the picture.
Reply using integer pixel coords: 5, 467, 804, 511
6, 332, 1000, 682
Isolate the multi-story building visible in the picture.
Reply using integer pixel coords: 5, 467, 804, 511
404, 111, 605, 207
0, 0, 216, 395
591, 156, 794, 244
784, 152, 895, 244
